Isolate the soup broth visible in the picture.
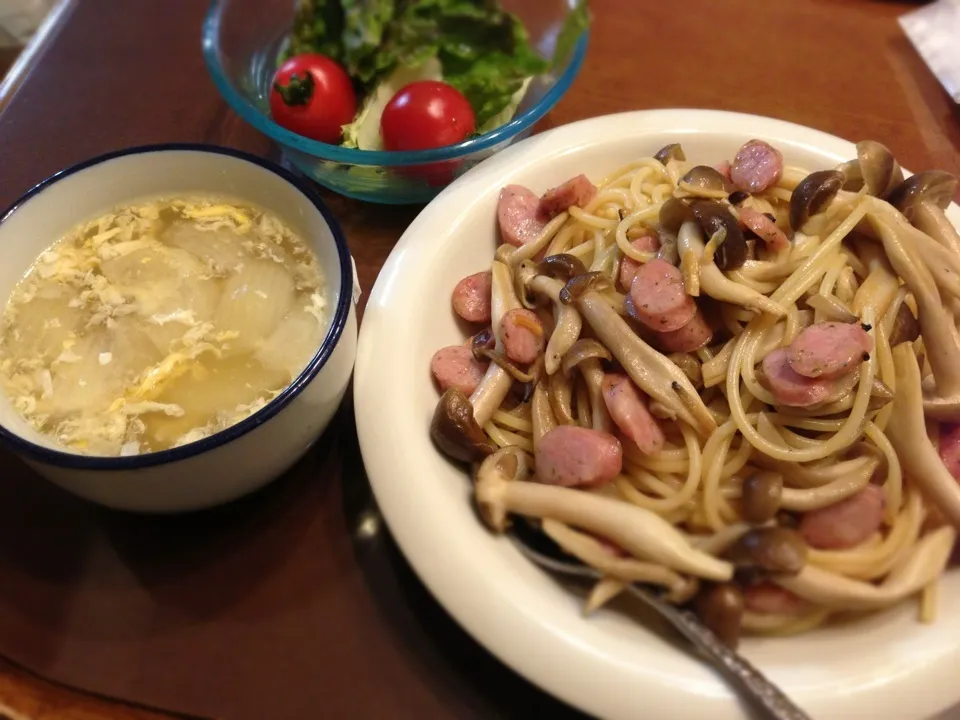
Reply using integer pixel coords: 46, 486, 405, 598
0, 197, 329, 456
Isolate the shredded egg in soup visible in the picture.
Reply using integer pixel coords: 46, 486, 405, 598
0, 197, 329, 456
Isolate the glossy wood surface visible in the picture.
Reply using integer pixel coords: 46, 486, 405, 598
0, 0, 957, 717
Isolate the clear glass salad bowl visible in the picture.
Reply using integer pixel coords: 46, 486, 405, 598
202, 0, 589, 205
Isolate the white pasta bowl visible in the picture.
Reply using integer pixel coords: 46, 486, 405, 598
0, 145, 357, 512
355, 109, 960, 720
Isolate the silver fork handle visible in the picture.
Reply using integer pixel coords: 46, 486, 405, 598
623, 584, 813, 720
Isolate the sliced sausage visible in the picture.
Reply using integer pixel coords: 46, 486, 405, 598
939, 423, 960, 481
738, 207, 790, 252
743, 583, 809, 615
452, 271, 492, 324
601, 373, 665, 455
798, 484, 885, 550
539, 174, 598, 218
430, 345, 488, 396
500, 308, 545, 364
787, 321, 873, 379
761, 347, 836, 407
535, 425, 623, 488
656, 309, 713, 353
715, 160, 733, 183
730, 139, 784, 193
498, 185, 548, 247
618, 232, 660, 291
629, 258, 697, 332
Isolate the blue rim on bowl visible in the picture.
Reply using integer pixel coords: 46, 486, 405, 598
0, 143, 353, 470
201, 1, 590, 167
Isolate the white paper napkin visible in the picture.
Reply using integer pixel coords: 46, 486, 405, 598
900, 0, 960, 103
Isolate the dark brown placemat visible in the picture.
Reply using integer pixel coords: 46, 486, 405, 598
0, 396, 587, 719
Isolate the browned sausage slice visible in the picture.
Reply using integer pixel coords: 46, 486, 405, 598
730, 139, 784, 193
787, 321, 873, 379
761, 347, 836, 407
618, 233, 660, 291
656, 309, 713, 353
452, 271, 492, 323
798, 484, 885, 550
535, 426, 623, 488
738, 207, 790, 252
430, 345, 488, 396
743, 583, 809, 615
601, 373, 665, 455
940, 423, 960, 481
499, 308, 545, 364
628, 258, 697, 332
539, 174, 598, 218
498, 185, 548, 247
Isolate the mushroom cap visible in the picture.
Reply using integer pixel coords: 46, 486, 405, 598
726, 527, 807, 575
887, 170, 959, 221
856, 140, 903, 198
537, 253, 587, 281
789, 169, 844, 230
430, 388, 497, 463
654, 143, 686, 165
690, 200, 747, 270
679, 165, 730, 196
659, 197, 695, 236
559, 271, 612, 305
694, 583, 744, 650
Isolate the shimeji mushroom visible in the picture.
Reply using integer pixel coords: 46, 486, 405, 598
835, 140, 904, 198
431, 260, 519, 463
654, 143, 687, 185
888, 170, 960, 258
867, 201, 960, 421
775, 525, 955, 610
522, 266, 583, 376
887, 344, 960, 527
561, 339, 614, 432
541, 518, 697, 602
474, 447, 734, 581
563, 276, 717, 436
677, 218, 787, 317
677, 165, 731, 200
470, 260, 521, 424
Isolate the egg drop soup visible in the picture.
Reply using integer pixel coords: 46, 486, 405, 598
0, 197, 329, 456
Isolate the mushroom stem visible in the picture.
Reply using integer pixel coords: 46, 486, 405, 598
531, 380, 557, 449
867, 202, 960, 397
887, 344, 960, 529
578, 358, 614, 432
914, 202, 960, 258
542, 519, 694, 600
574, 289, 717, 436
678, 221, 787, 317
529, 274, 583, 375
506, 212, 570, 268
474, 466, 733, 581
548, 370, 576, 425
775, 526, 955, 610
471, 261, 521, 425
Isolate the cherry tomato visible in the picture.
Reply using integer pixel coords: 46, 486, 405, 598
270, 54, 356, 144
380, 81, 476, 152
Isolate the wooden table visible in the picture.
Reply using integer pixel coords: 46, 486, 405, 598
0, 0, 957, 718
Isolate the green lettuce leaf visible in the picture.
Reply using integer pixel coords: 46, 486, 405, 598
341, 0, 399, 84
287, 0, 345, 59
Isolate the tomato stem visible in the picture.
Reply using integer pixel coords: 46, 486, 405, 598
273, 72, 314, 106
